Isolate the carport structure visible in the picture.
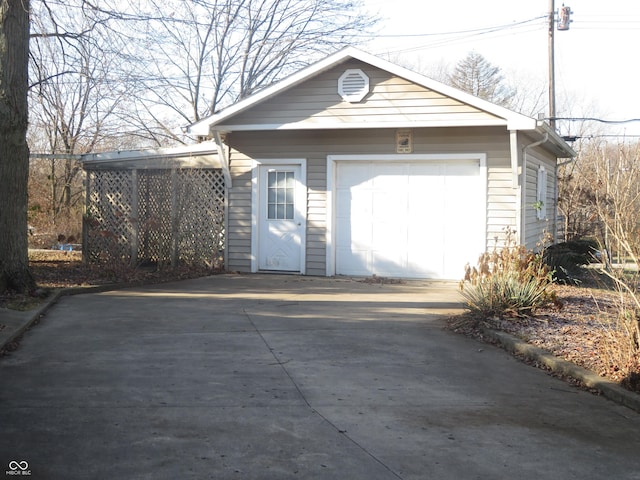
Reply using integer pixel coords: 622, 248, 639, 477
81, 143, 226, 268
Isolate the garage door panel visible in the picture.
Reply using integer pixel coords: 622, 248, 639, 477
408, 162, 442, 178
372, 164, 408, 189
336, 246, 370, 276
336, 163, 373, 188
372, 220, 405, 248
372, 249, 406, 276
372, 190, 404, 221
335, 160, 484, 279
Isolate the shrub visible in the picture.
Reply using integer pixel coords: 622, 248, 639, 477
460, 230, 555, 317
543, 239, 599, 284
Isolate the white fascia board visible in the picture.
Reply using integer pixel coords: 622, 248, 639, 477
81, 141, 220, 166
214, 118, 509, 131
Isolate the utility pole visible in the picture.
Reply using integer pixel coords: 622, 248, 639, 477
548, 0, 556, 130
549, 2, 572, 131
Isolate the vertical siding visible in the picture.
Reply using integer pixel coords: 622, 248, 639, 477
225, 127, 518, 275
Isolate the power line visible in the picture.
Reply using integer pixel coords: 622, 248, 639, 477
553, 117, 640, 124
375, 19, 546, 56
358, 16, 546, 39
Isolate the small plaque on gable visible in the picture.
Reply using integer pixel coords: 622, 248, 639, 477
396, 129, 413, 153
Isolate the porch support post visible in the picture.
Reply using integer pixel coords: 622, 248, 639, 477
82, 171, 91, 264
213, 130, 231, 270
170, 168, 179, 268
130, 169, 139, 266
510, 130, 523, 244
214, 130, 232, 188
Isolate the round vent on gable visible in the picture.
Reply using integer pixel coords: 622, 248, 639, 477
338, 69, 369, 103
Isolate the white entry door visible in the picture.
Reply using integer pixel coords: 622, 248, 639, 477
257, 164, 305, 272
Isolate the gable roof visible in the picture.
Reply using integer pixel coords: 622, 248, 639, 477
188, 47, 574, 157
189, 47, 536, 135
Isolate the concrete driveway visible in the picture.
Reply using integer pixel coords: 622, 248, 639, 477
1, 274, 640, 479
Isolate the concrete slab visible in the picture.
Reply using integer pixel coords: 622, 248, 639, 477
1, 274, 640, 479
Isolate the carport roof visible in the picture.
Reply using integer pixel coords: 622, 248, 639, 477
80, 142, 222, 170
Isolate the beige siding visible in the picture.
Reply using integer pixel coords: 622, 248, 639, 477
226, 152, 253, 272
225, 127, 517, 275
221, 60, 503, 128
523, 146, 557, 250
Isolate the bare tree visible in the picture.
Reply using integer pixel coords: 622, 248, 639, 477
557, 138, 602, 241
591, 140, 640, 265
2, 0, 374, 293
0, 0, 36, 293
504, 68, 547, 118
28, 0, 129, 229
116, 0, 377, 144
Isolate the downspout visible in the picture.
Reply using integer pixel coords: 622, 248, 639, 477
213, 130, 231, 271
521, 133, 549, 247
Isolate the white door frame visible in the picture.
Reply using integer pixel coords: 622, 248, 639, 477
325, 153, 487, 277
251, 158, 307, 273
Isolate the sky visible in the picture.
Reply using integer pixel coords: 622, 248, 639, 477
359, 0, 640, 138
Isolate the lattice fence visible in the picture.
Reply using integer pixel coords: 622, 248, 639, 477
84, 168, 225, 268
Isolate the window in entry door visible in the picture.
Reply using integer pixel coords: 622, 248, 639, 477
267, 170, 295, 220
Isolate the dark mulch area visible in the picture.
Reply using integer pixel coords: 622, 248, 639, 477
0, 250, 217, 311
450, 268, 640, 394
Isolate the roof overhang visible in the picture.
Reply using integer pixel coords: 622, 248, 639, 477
212, 118, 510, 133
80, 142, 222, 170
188, 47, 538, 137
187, 47, 575, 160
532, 121, 577, 158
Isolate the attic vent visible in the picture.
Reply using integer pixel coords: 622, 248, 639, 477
338, 69, 369, 103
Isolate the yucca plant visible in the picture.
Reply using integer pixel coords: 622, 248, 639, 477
460, 228, 555, 317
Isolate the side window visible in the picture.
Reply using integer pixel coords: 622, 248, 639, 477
536, 165, 547, 220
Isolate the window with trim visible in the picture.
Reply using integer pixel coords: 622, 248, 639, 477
267, 170, 295, 220
536, 165, 547, 220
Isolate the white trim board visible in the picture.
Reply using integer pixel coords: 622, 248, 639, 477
251, 158, 307, 274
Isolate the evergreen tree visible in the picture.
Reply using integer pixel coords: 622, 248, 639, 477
448, 51, 515, 108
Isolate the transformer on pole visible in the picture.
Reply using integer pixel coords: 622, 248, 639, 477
549, 2, 572, 130
558, 4, 572, 31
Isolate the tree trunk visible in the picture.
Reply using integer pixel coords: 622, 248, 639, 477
0, 0, 36, 293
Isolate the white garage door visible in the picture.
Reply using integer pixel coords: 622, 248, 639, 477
335, 160, 485, 279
